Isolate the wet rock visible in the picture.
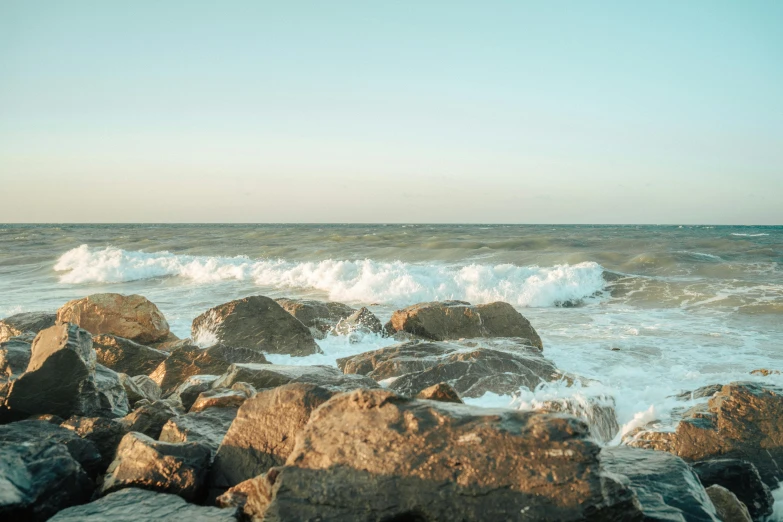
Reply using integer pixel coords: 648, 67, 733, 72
61, 415, 129, 472
101, 432, 212, 502
339, 339, 561, 398
0, 441, 94, 521
190, 384, 255, 413
383, 300, 543, 348
92, 334, 169, 376
119, 399, 182, 439
149, 343, 268, 394
674, 384, 723, 401
706, 485, 752, 522
0, 419, 103, 477
0, 311, 56, 343
275, 298, 356, 338
0, 334, 33, 379
118, 373, 161, 406
209, 383, 336, 498
213, 362, 379, 393
2, 323, 129, 420
691, 459, 773, 521
627, 382, 783, 486
50, 487, 239, 521
171, 374, 220, 410
601, 446, 719, 521
159, 407, 237, 453
535, 395, 620, 443
333, 307, 383, 336
416, 382, 463, 403
192, 296, 321, 356
247, 389, 641, 521
57, 293, 170, 344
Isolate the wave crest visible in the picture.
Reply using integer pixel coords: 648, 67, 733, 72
54, 245, 607, 307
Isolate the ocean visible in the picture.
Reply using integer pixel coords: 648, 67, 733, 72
1, 223, 781, 442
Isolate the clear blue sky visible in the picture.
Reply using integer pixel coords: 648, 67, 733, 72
1, 1, 781, 223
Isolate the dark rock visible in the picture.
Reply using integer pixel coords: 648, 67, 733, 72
627, 382, 783, 486
148, 343, 268, 394
61, 416, 129, 472
191, 296, 321, 356
706, 485, 752, 522
190, 385, 254, 413
333, 307, 383, 336
208, 383, 336, 498
0, 441, 94, 521
159, 407, 237, 453
213, 362, 379, 392
691, 459, 773, 521
245, 389, 641, 521
601, 446, 719, 521
92, 334, 169, 376
50, 487, 238, 521
170, 374, 220, 411
101, 432, 212, 502
0, 312, 56, 343
275, 298, 356, 338
383, 300, 543, 348
0, 334, 33, 378
415, 382, 463, 403
339, 339, 561, 398
118, 373, 161, 406
57, 293, 171, 344
118, 399, 182, 439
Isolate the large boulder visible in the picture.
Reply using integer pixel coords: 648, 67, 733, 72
212, 362, 379, 392
61, 416, 130, 472
208, 383, 337, 498
275, 298, 356, 338
601, 446, 719, 521
383, 300, 543, 348
92, 334, 168, 376
57, 294, 170, 344
159, 408, 237, 453
691, 459, 773, 521
149, 343, 268, 394
626, 382, 783, 486
241, 389, 642, 521
339, 339, 561, 398
0, 441, 94, 521
101, 432, 212, 502
0, 312, 56, 343
0, 334, 33, 379
50, 488, 239, 521
190, 384, 255, 413
2, 323, 129, 420
191, 296, 321, 356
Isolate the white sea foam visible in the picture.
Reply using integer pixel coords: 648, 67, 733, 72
731, 233, 769, 237
54, 245, 607, 308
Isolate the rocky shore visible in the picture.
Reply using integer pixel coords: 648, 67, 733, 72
0, 293, 778, 521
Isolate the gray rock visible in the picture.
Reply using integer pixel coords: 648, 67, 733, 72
213, 362, 379, 392
190, 385, 254, 413
170, 374, 220, 410
92, 334, 169, 376
333, 307, 383, 336
118, 373, 161, 406
0, 312, 56, 343
0, 334, 33, 379
61, 415, 129, 472
159, 407, 237, 453
706, 485, 752, 522
118, 399, 182, 439
691, 459, 773, 521
275, 298, 357, 338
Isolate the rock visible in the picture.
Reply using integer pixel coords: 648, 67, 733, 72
383, 300, 543, 348
750, 368, 780, 376
706, 485, 752, 522
215, 475, 268, 520
691, 459, 773, 521
191, 296, 321, 356
159, 408, 237, 453
92, 334, 169, 376
171, 374, 220, 410
2, 323, 129, 420
190, 385, 255, 413
57, 293, 170, 344
535, 395, 620, 444
150, 336, 189, 352
416, 382, 463, 403
213, 362, 379, 392
339, 339, 561, 398
0, 312, 56, 343
148, 343, 268, 394
101, 432, 212, 502
246, 388, 641, 521
674, 384, 723, 401
119, 399, 182, 439
208, 383, 337, 498
600, 446, 719, 521
0, 441, 94, 521
275, 298, 357, 338
61, 416, 129, 472
50, 487, 239, 521
0, 419, 103, 477
333, 307, 383, 336
627, 382, 783, 486
118, 374, 161, 406
0, 334, 33, 378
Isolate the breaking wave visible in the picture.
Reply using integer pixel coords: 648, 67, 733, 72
54, 245, 607, 308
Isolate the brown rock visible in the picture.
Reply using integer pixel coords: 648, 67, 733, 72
416, 382, 463, 403
706, 485, 752, 522
0, 312, 57, 343
275, 298, 356, 338
118, 399, 182, 439
159, 407, 237, 453
92, 334, 169, 376
57, 293, 170, 344
61, 415, 130, 472
383, 300, 543, 348
190, 384, 255, 413
212, 362, 379, 392
170, 374, 220, 410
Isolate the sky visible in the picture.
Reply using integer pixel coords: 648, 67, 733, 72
0, 1, 781, 224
